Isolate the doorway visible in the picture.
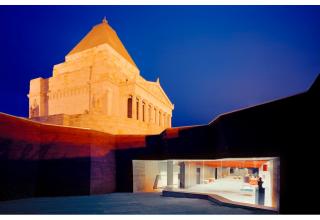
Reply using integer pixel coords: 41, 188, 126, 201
196, 167, 201, 184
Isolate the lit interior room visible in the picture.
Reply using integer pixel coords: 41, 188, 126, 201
133, 157, 279, 209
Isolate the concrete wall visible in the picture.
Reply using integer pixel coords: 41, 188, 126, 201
132, 160, 146, 192
271, 158, 280, 209
184, 162, 198, 188
132, 160, 167, 192
90, 151, 116, 194
203, 166, 215, 180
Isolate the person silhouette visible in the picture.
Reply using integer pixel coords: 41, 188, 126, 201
256, 177, 265, 205
257, 177, 264, 189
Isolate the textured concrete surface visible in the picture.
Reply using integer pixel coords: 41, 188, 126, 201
0, 192, 272, 214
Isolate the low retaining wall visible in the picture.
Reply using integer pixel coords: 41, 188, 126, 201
162, 190, 278, 214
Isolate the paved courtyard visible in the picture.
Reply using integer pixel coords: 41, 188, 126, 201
0, 192, 273, 214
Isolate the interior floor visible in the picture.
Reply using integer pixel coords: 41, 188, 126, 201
186, 176, 257, 205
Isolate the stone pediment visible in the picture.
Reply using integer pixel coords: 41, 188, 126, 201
138, 80, 174, 109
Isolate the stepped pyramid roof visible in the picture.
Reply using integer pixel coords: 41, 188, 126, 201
68, 17, 137, 68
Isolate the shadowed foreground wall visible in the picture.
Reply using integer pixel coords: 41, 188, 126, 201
0, 114, 117, 200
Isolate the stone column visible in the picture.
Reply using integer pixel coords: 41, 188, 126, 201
158, 110, 162, 127
144, 101, 149, 123
163, 113, 167, 128
148, 104, 152, 124
152, 106, 156, 124
169, 115, 172, 127
154, 107, 158, 125
138, 98, 143, 121
132, 95, 136, 120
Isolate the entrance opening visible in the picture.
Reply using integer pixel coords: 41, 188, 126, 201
132, 157, 280, 210
196, 167, 201, 184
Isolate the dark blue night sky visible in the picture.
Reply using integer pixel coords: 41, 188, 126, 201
0, 5, 319, 127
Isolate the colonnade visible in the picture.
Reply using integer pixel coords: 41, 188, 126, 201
127, 95, 171, 128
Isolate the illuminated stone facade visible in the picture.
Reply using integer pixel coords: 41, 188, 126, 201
28, 18, 174, 135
